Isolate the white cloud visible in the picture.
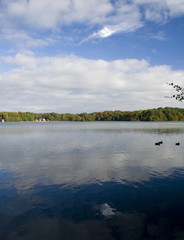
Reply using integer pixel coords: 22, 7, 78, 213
134, 0, 184, 22
147, 31, 166, 41
0, 0, 183, 43
91, 1, 143, 39
90, 18, 143, 39
0, 28, 56, 51
0, 53, 183, 113
0, 0, 113, 29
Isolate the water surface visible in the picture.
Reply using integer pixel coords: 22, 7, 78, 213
0, 122, 184, 239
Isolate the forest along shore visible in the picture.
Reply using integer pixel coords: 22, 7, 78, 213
1, 107, 184, 122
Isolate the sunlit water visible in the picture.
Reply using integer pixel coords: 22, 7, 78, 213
0, 121, 184, 240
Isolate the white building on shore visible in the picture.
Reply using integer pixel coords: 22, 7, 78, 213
36, 118, 46, 122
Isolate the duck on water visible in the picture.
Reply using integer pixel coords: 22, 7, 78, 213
155, 141, 181, 146
155, 141, 163, 146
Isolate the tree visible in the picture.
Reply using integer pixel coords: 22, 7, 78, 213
167, 83, 184, 101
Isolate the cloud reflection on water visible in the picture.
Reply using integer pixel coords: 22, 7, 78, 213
0, 122, 184, 191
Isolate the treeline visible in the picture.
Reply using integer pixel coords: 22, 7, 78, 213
1, 107, 184, 122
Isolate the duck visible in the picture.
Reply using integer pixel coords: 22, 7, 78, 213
155, 142, 161, 146
175, 142, 180, 146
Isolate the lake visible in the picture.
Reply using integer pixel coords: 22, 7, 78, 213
0, 121, 184, 240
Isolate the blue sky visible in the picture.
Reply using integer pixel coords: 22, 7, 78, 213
0, 0, 184, 113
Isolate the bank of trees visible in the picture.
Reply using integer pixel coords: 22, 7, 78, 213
1, 107, 184, 122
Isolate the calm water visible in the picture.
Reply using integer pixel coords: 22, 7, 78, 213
0, 121, 184, 240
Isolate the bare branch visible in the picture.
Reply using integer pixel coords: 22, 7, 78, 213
166, 83, 184, 102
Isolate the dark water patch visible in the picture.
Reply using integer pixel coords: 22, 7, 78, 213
0, 170, 184, 239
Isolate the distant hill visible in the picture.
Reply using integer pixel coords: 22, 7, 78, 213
1, 107, 184, 122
